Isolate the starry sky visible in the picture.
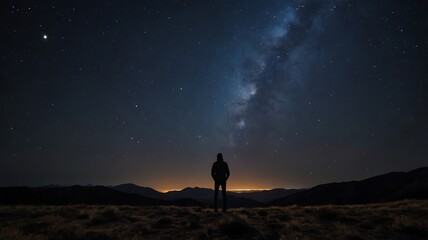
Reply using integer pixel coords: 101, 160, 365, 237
1, 0, 427, 190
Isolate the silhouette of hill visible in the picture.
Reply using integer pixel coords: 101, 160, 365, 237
1, 167, 426, 207
0, 185, 201, 206
164, 187, 213, 200
111, 186, 299, 205
271, 167, 428, 206
159, 187, 263, 208
111, 183, 166, 200
229, 188, 303, 202
111, 186, 265, 207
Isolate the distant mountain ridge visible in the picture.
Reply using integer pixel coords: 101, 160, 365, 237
111, 183, 165, 199
271, 167, 428, 206
111, 185, 299, 207
0, 185, 200, 206
0, 167, 426, 207
112, 185, 299, 202
230, 188, 302, 202
111, 185, 284, 207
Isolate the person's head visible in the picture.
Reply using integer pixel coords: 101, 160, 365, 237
217, 153, 223, 161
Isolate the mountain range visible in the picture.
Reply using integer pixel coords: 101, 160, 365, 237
111, 184, 300, 207
0, 167, 426, 207
271, 167, 428, 206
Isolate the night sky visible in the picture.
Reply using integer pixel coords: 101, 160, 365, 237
1, 0, 427, 190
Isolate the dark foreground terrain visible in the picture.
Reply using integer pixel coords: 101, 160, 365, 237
0, 200, 426, 240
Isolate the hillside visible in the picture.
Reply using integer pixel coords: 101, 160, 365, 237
1, 167, 426, 207
0, 185, 199, 206
271, 167, 428, 206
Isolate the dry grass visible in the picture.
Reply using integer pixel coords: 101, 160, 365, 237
0, 200, 426, 239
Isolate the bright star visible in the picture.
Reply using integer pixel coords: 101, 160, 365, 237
43, 34, 48, 39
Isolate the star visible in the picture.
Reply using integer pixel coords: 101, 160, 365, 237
43, 34, 48, 39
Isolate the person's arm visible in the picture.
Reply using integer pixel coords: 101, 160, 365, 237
225, 163, 230, 181
211, 163, 216, 180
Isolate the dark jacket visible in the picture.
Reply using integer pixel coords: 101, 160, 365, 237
211, 160, 230, 184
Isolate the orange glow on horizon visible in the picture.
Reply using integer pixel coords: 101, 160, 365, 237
157, 188, 274, 193
138, 177, 299, 193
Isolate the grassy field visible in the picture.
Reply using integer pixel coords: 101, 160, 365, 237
0, 200, 426, 240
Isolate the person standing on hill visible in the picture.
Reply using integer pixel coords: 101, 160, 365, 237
211, 153, 230, 212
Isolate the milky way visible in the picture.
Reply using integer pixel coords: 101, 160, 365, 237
228, 1, 336, 147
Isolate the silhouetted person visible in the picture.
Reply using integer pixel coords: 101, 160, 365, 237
211, 152, 230, 212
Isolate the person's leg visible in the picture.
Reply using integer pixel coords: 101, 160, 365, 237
222, 183, 227, 212
214, 182, 219, 212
